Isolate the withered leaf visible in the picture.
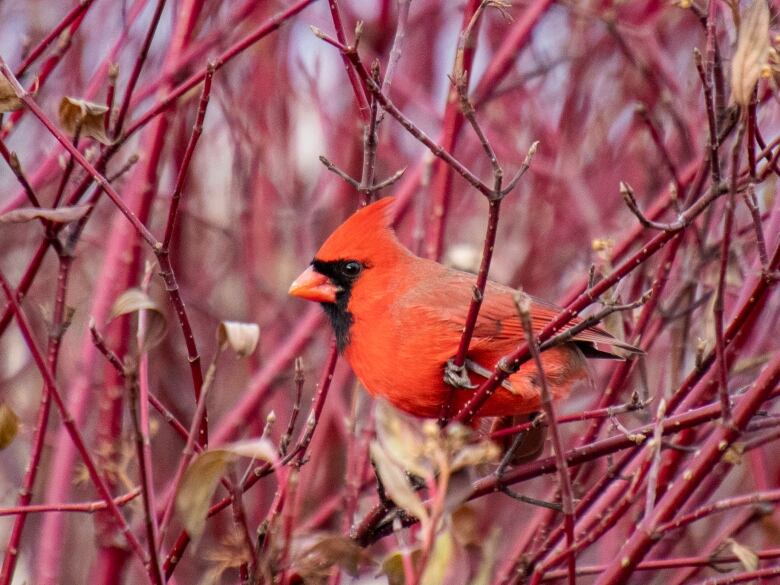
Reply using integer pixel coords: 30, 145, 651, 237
176, 438, 277, 540
374, 401, 431, 478
294, 535, 374, 581
217, 321, 260, 357
450, 439, 500, 472
219, 437, 278, 464
727, 538, 759, 571
58, 97, 112, 145
0, 74, 22, 113
370, 442, 429, 526
0, 403, 20, 450
176, 450, 233, 540
109, 288, 167, 352
0, 205, 91, 225
731, 0, 770, 105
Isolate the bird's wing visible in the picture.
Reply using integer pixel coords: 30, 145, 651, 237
400, 266, 639, 358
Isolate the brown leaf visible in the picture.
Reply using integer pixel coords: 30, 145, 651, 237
58, 97, 112, 144
217, 321, 260, 357
731, 0, 770, 105
294, 535, 374, 581
0, 74, 23, 113
175, 439, 277, 540
176, 450, 234, 540
109, 288, 167, 351
0, 205, 91, 225
450, 505, 479, 547
370, 442, 429, 525
0, 403, 20, 450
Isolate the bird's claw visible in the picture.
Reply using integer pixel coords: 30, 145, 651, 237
444, 359, 477, 389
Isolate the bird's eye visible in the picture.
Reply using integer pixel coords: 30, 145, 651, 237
342, 261, 362, 277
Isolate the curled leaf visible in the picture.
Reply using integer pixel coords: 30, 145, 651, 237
110, 288, 167, 351
217, 321, 260, 357
0, 74, 22, 113
0, 205, 91, 225
175, 438, 277, 539
0, 403, 20, 450
731, 0, 770, 105
220, 437, 278, 464
370, 441, 429, 526
727, 538, 759, 571
58, 97, 112, 144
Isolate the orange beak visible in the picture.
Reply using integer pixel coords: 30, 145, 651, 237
288, 265, 341, 303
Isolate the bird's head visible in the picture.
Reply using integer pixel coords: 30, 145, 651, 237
288, 197, 403, 351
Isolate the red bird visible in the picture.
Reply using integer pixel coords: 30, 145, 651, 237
289, 197, 637, 419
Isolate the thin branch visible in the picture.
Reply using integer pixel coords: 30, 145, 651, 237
162, 62, 214, 249
516, 291, 577, 585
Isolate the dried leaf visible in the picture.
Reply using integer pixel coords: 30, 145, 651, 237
420, 531, 453, 585
450, 439, 500, 472
0, 205, 91, 225
110, 288, 167, 351
0, 74, 22, 112
175, 438, 277, 539
450, 505, 479, 546
198, 532, 253, 585
58, 97, 112, 145
727, 538, 759, 571
220, 437, 278, 464
370, 442, 429, 525
0, 403, 20, 450
731, 0, 770, 105
217, 321, 260, 357
375, 401, 431, 478
176, 450, 233, 539
294, 535, 374, 581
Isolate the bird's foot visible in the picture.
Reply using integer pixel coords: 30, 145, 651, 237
444, 359, 477, 389
465, 359, 517, 394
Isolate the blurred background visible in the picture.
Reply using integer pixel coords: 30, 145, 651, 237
1, 1, 779, 583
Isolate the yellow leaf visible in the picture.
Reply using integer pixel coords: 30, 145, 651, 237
731, 0, 770, 105
58, 97, 112, 145
420, 531, 453, 585
0, 403, 19, 450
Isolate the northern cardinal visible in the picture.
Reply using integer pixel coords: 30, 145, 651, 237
289, 197, 638, 419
